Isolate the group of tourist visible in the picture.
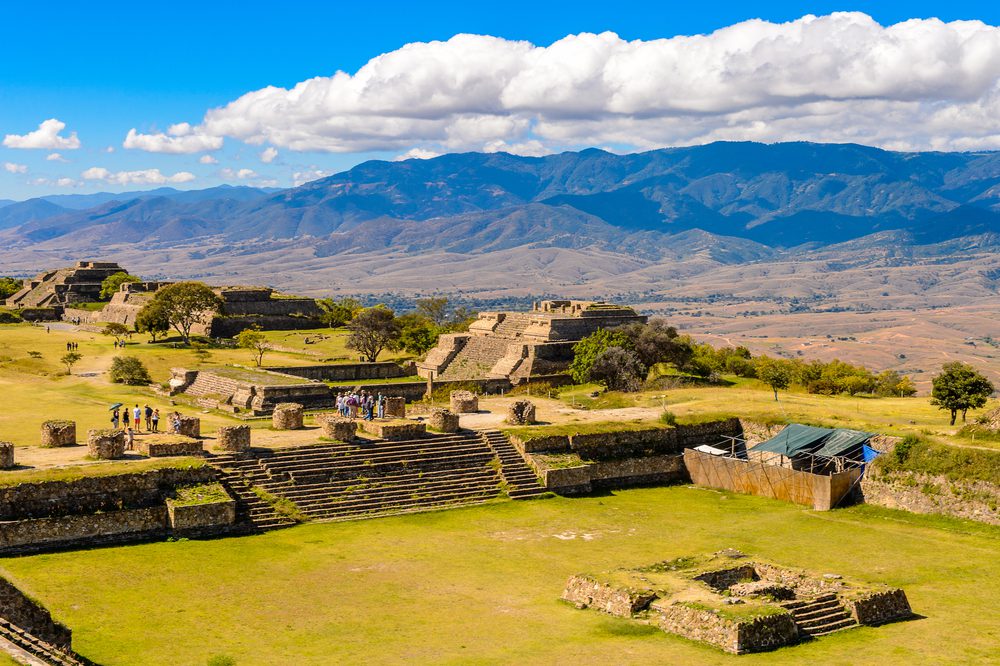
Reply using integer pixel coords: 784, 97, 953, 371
112, 339, 128, 348
336, 391, 386, 421
64, 342, 79, 351
110, 404, 160, 432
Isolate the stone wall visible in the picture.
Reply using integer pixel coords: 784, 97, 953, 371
842, 589, 912, 625
137, 439, 204, 457
358, 420, 427, 440
0, 466, 216, 520
40, 420, 76, 447
166, 499, 236, 537
216, 425, 251, 452
861, 471, 1000, 525
560, 575, 658, 617
684, 448, 862, 511
265, 362, 414, 382
0, 442, 13, 469
0, 575, 72, 649
0, 507, 169, 555
652, 601, 798, 654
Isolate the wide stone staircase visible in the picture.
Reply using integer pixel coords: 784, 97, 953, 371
437, 336, 513, 380
781, 593, 858, 638
213, 466, 298, 532
492, 313, 533, 338
0, 619, 91, 666
207, 430, 547, 525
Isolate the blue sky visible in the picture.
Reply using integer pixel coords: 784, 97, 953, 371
2, 1, 999, 199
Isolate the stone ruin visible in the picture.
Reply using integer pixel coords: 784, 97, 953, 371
216, 425, 252, 453
5, 261, 126, 309
40, 420, 76, 447
174, 416, 201, 438
562, 551, 913, 654
0, 442, 13, 469
316, 414, 357, 441
505, 400, 536, 425
81, 280, 325, 335
87, 429, 125, 460
418, 299, 646, 383
272, 403, 304, 430
449, 390, 479, 413
384, 396, 406, 418
428, 409, 460, 433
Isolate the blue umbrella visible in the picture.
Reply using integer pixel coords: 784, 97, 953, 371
109, 402, 123, 411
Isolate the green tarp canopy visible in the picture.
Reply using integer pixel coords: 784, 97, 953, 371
752, 424, 872, 458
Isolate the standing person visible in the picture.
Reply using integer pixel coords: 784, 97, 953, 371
133, 404, 142, 431
125, 427, 135, 451
111, 408, 120, 429
144, 404, 153, 431
151, 409, 160, 433
171, 411, 182, 434
377, 393, 385, 419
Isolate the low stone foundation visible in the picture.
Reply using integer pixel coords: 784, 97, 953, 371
0, 575, 73, 649
40, 420, 76, 447
320, 417, 357, 441
87, 429, 125, 460
358, 419, 426, 440
428, 409, 460, 433
384, 396, 406, 418
561, 575, 658, 617
843, 589, 913, 625
166, 485, 237, 537
506, 400, 536, 425
136, 438, 204, 457
0, 442, 13, 469
273, 403, 304, 430
450, 390, 479, 413
861, 470, 1000, 525
216, 425, 251, 452
652, 601, 799, 654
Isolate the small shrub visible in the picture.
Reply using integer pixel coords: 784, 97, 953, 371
659, 410, 677, 426
109, 356, 152, 385
207, 656, 236, 666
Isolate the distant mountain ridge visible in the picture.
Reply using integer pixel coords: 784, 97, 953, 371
2, 141, 1000, 296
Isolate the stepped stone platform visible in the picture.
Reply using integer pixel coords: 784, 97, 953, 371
564, 551, 912, 654
171, 366, 333, 415
206, 430, 545, 529
6, 261, 125, 309
419, 300, 645, 382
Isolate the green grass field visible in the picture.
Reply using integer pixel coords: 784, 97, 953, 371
1, 487, 997, 665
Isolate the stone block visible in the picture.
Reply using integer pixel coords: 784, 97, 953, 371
384, 396, 406, 418
428, 409, 460, 433
175, 416, 201, 438
505, 400, 536, 425
216, 425, 251, 452
40, 420, 76, 447
358, 419, 426, 441
0, 442, 13, 469
136, 439, 204, 457
449, 390, 479, 413
87, 429, 125, 460
321, 418, 357, 441
272, 402, 304, 430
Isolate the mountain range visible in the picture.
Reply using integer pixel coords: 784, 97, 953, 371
2, 141, 1000, 298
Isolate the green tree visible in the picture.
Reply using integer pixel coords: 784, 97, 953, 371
589, 346, 645, 392
756, 356, 793, 401
415, 297, 450, 326
151, 282, 222, 344
235, 326, 271, 366
0, 277, 23, 300
99, 272, 141, 300
135, 299, 171, 342
109, 356, 152, 385
569, 328, 633, 384
397, 314, 439, 356
622, 319, 693, 371
346, 306, 402, 362
60, 351, 82, 374
874, 370, 917, 397
102, 322, 131, 344
931, 362, 995, 425
317, 297, 361, 328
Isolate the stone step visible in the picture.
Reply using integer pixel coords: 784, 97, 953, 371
0, 619, 89, 666
781, 593, 837, 610
304, 486, 500, 520
797, 610, 852, 628
792, 602, 846, 621
277, 468, 497, 500
802, 618, 858, 636
260, 443, 493, 473
290, 476, 499, 510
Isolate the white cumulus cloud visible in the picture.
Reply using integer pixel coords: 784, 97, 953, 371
3, 162, 28, 174
394, 148, 442, 161
141, 13, 1000, 154
81, 167, 196, 185
3, 119, 81, 150
292, 169, 332, 186
220, 167, 258, 180
260, 146, 278, 163
123, 123, 223, 154
46, 153, 68, 162
199, 154, 218, 164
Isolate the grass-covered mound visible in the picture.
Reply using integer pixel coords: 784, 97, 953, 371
873, 436, 1000, 485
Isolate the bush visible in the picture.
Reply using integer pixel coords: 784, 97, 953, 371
109, 356, 152, 385
0, 309, 22, 324
659, 410, 677, 426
